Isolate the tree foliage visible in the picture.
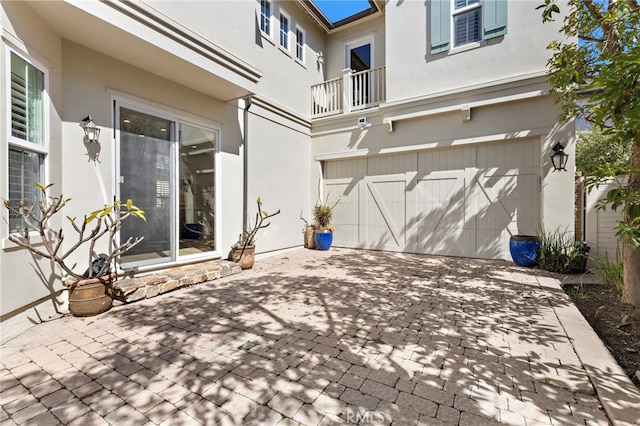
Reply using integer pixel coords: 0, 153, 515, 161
538, 0, 640, 304
539, 0, 640, 135
576, 126, 631, 175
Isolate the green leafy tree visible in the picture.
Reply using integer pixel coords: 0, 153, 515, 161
538, 0, 640, 305
576, 126, 631, 175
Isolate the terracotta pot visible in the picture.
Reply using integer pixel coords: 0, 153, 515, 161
229, 245, 255, 269
66, 275, 114, 317
304, 226, 316, 249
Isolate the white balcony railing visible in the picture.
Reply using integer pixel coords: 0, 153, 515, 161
311, 77, 342, 118
311, 66, 386, 118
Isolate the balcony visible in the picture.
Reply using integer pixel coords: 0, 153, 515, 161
311, 66, 386, 119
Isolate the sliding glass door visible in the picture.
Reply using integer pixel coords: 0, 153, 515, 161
179, 124, 217, 257
117, 104, 218, 268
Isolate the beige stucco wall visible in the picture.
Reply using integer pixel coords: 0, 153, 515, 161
246, 107, 312, 252
252, 1, 327, 114
1, 1, 66, 342
148, 0, 257, 64
384, 0, 566, 103
153, 0, 328, 114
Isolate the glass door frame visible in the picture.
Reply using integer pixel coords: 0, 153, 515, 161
345, 34, 374, 71
113, 98, 222, 271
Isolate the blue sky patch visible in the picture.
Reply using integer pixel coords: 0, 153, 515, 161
312, 0, 371, 23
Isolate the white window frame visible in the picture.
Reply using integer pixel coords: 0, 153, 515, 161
279, 11, 291, 52
5, 45, 49, 236
451, 0, 483, 48
295, 26, 306, 63
345, 35, 375, 70
260, 0, 272, 37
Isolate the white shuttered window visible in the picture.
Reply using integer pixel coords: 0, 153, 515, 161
7, 50, 47, 231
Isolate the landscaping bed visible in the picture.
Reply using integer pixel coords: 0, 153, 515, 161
564, 283, 640, 389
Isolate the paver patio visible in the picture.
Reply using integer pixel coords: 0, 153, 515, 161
1, 248, 639, 425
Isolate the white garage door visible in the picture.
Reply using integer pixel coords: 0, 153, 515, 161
323, 139, 540, 260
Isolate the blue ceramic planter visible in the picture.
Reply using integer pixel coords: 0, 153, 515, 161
509, 235, 539, 267
314, 231, 333, 251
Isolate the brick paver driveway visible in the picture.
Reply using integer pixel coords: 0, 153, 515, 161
1, 248, 634, 425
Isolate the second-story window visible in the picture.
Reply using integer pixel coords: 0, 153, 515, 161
430, 0, 507, 54
453, 0, 482, 47
260, 0, 271, 36
279, 13, 289, 50
295, 27, 305, 62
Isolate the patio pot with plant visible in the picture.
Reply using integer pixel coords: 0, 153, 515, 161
313, 196, 339, 251
3, 183, 146, 316
300, 211, 316, 249
509, 234, 540, 267
229, 197, 280, 269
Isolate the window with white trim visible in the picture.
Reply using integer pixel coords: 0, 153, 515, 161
453, 0, 482, 47
295, 27, 305, 62
430, 0, 507, 54
7, 49, 48, 231
260, 0, 271, 36
279, 12, 289, 50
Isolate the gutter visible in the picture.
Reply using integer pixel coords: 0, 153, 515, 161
243, 96, 253, 234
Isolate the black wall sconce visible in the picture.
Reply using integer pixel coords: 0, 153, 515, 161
550, 142, 569, 172
80, 115, 101, 143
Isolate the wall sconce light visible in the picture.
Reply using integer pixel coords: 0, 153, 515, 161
316, 51, 324, 65
80, 115, 100, 143
550, 142, 569, 172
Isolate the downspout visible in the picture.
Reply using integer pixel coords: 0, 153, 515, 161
243, 96, 253, 234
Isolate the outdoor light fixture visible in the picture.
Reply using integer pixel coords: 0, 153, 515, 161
80, 115, 101, 143
550, 142, 569, 172
316, 51, 324, 65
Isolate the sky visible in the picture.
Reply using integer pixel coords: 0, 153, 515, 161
312, 0, 371, 23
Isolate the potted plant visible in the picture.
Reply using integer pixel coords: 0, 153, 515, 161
313, 196, 339, 251
300, 211, 316, 249
509, 234, 540, 267
228, 197, 280, 269
2, 183, 146, 316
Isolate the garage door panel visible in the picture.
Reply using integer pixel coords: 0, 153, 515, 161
326, 182, 359, 246
475, 228, 509, 259
325, 158, 365, 180
412, 174, 467, 256
474, 169, 539, 259
418, 146, 475, 173
367, 153, 415, 176
365, 179, 405, 250
325, 139, 540, 260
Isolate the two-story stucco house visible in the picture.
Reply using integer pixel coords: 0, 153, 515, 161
0, 0, 573, 342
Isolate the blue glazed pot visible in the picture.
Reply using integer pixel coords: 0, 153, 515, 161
509, 235, 540, 267
314, 231, 333, 251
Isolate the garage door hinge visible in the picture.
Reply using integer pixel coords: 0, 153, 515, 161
539, 176, 542, 192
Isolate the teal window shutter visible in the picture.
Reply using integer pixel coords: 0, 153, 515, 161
484, 0, 508, 39
430, 0, 450, 54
